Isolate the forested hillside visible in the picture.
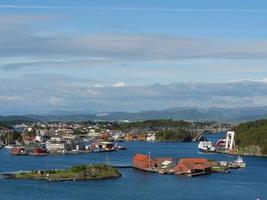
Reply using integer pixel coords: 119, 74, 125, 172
234, 119, 267, 155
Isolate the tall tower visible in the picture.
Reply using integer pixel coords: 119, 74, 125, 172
225, 131, 235, 151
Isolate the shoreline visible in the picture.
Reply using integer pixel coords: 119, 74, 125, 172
215, 150, 267, 158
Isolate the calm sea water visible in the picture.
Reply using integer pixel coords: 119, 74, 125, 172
0, 134, 267, 200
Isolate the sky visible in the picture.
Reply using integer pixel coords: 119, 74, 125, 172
1, 0, 267, 114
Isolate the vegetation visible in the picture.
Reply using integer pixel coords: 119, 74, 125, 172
11, 164, 121, 181
234, 119, 267, 155
71, 164, 87, 172
73, 128, 87, 135
0, 132, 23, 144
0, 122, 10, 128
115, 119, 191, 131
113, 119, 208, 142
155, 130, 192, 141
25, 129, 37, 138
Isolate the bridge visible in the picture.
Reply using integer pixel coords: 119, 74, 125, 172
191, 122, 233, 142
192, 129, 209, 142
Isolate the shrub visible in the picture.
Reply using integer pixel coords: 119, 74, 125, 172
71, 165, 87, 172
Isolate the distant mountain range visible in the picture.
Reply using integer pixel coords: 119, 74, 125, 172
1, 106, 267, 123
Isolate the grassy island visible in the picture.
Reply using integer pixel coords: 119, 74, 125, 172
7, 164, 121, 182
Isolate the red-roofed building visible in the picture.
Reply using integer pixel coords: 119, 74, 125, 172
174, 158, 212, 176
132, 154, 154, 170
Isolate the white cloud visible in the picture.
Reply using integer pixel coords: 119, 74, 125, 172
2, 28, 267, 62
0, 95, 25, 103
114, 82, 126, 87
262, 77, 267, 83
85, 89, 101, 97
1, 78, 267, 113
49, 96, 62, 105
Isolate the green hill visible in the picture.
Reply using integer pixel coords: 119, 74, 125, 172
234, 119, 267, 155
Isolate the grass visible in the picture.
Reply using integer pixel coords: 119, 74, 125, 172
14, 164, 121, 181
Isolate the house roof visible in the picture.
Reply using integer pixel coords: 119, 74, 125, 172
178, 158, 211, 170
180, 158, 208, 163
133, 154, 149, 161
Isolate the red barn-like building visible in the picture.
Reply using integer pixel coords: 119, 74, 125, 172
174, 158, 212, 176
132, 154, 154, 170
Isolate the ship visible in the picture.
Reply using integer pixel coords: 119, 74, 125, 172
91, 141, 126, 153
234, 156, 246, 168
198, 141, 216, 152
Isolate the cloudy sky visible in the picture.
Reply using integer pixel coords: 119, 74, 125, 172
1, 0, 267, 114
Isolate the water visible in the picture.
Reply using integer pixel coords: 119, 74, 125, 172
1, 135, 267, 200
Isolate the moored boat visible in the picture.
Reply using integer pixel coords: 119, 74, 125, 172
198, 141, 216, 152
32, 147, 48, 156
234, 155, 246, 168
91, 141, 127, 153
5, 144, 15, 150
10, 146, 27, 156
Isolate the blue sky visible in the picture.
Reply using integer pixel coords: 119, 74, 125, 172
1, 0, 267, 114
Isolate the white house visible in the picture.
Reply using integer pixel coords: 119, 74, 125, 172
146, 133, 156, 141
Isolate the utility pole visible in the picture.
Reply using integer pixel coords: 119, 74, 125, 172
148, 152, 151, 169
105, 153, 110, 166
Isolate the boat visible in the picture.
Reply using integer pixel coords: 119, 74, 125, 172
234, 156, 246, 168
114, 143, 127, 151
32, 147, 48, 156
5, 144, 15, 150
198, 141, 216, 152
10, 146, 27, 156
91, 141, 126, 153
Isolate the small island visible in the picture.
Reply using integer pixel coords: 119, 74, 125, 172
4, 164, 121, 182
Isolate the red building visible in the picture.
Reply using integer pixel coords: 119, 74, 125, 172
174, 158, 212, 176
132, 154, 154, 170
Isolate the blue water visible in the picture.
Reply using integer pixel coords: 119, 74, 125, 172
0, 134, 267, 200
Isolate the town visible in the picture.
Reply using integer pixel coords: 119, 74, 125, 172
0, 120, 232, 156
0, 121, 127, 155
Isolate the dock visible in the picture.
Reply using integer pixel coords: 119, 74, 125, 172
111, 165, 132, 169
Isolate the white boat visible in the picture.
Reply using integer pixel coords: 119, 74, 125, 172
5, 144, 15, 150
198, 141, 216, 152
234, 156, 246, 168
